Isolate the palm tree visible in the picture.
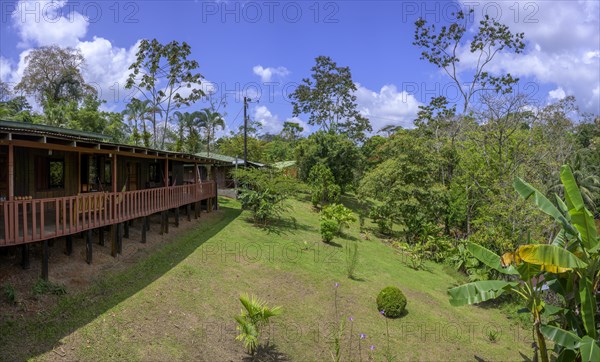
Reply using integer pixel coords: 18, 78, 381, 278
234, 294, 281, 355
173, 111, 203, 152
122, 99, 161, 147
197, 108, 225, 156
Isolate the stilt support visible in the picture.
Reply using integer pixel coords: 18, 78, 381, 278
85, 230, 92, 264
21, 244, 30, 270
65, 235, 73, 256
41, 240, 49, 280
141, 216, 147, 243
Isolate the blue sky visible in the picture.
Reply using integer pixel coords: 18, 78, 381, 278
1, 1, 599, 136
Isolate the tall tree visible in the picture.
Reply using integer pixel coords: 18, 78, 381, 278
290, 56, 371, 142
125, 39, 205, 149
15, 45, 96, 108
413, 10, 525, 113
280, 121, 304, 142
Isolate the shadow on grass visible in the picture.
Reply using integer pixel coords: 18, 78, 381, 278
262, 217, 316, 236
0, 205, 242, 361
242, 342, 290, 362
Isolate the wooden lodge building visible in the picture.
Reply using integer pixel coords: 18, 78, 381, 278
0, 120, 226, 280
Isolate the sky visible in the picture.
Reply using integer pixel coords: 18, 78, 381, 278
0, 0, 599, 137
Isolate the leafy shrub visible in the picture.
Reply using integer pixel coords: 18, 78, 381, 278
376, 286, 407, 318
3, 283, 16, 304
309, 163, 341, 208
321, 203, 356, 234
369, 204, 396, 235
320, 219, 338, 243
32, 279, 66, 296
235, 294, 281, 355
238, 189, 288, 226
233, 168, 297, 226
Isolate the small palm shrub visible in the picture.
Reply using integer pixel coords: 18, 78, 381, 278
320, 219, 338, 243
235, 294, 282, 355
376, 286, 407, 318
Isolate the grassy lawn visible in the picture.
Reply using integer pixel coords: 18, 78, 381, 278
1, 196, 533, 361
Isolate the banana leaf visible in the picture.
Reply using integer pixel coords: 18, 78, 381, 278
560, 165, 599, 251
577, 276, 597, 339
467, 243, 519, 275
540, 324, 581, 350
448, 280, 518, 306
516, 244, 587, 273
579, 336, 600, 362
513, 176, 576, 235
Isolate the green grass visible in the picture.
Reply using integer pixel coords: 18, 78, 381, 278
1, 197, 534, 361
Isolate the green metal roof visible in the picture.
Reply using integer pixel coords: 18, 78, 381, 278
0, 119, 109, 141
195, 151, 266, 167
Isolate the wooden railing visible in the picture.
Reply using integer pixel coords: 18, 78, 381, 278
0, 181, 216, 247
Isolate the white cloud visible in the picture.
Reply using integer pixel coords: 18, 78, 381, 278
252, 65, 290, 82
252, 105, 309, 135
12, 0, 89, 48
0, 57, 13, 82
355, 84, 421, 131
5, 1, 141, 110
548, 87, 566, 101
455, 0, 600, 112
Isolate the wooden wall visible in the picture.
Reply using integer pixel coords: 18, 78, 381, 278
14, 147, 78, 199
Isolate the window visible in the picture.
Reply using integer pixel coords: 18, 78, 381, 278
48, 159, 64, 188
35, 156, 65, 190
149, 163, 160, 183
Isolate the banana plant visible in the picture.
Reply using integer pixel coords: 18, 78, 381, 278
448, 165, 600, 362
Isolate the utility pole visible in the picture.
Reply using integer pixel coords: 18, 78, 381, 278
243, 96, 248, 166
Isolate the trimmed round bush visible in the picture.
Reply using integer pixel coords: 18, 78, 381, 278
376, 286, 407, 318
320, 219, 338, 243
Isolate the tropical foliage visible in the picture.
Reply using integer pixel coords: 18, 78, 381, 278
448, 165, 600, 362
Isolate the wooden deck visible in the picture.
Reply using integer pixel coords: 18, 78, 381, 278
0, 182, 216, 247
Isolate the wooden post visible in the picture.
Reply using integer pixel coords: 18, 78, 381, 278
7, 143, 13, 201
164, 211, 169, 234
65, 235, 73, 256
215, 185, 219, 211
99, 227, 104, 246
111, 225, 117, 257
85, 230, 92, 264
141, 216, 147, 243
117, 223, 123, 254
160, 212, 164, 235
21, 244, 30, 269
41, 240, 49, 280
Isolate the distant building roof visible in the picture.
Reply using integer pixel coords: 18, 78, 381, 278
272, 160, 297, 169
195, 151, 267, 168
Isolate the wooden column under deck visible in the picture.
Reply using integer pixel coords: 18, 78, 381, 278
111, 154, 118, 257
7, 143, 13, 201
